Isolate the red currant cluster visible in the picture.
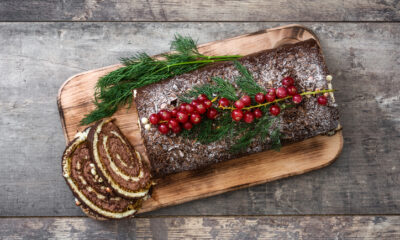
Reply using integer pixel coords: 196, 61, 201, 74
219, 96, 262, 123
221, 76, 328, 123
148, 94, 218, 134
148, 76, 330, 134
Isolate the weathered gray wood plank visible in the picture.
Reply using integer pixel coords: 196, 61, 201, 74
0, 0, 399, 22
0, 22, 399, 216
1, 216, 400, 239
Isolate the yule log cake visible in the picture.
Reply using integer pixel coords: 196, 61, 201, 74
135, 39, 340, 177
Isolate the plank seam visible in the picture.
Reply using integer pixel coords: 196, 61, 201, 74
2, 214, 400, 219
0, 20, 399, 23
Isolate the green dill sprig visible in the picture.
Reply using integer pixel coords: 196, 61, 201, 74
181, 108, 280, 153
182, 112, 236, 144
270, 128, 282, 151
234, 61, 266, 97
81, 35, 242, 125
230, 115, 279, 153
212, 77, 238, 101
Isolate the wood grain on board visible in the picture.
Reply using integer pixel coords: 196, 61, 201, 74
57, 25, 343, 214
1, 0, 399, 21
1, 216, 399, 239
1, 22, 399, 217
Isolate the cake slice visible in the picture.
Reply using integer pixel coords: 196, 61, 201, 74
88, 119, 153, 199
61, 128, 143, 219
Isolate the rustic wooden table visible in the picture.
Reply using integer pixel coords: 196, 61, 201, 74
1, 1, 399, 239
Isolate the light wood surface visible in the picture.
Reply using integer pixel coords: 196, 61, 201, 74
57, 25, 343, 214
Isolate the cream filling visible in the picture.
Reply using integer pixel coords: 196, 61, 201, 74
116, 154, 128, 168
92, 120, 149, 198
76, 161, 81, 170
103, 136, 143, 182
78, 176, 87, 185
63, 129, 137, 219
66, 178, 136, 218
86, 186, 106, 200
110, 130, 144, 169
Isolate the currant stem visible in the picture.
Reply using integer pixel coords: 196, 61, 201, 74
219, 89, 336, 111
198, 55, 243, 60
151, 57, 242, 76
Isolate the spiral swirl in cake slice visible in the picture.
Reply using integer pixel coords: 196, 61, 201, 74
62, 128, 143, 219
88, 119, 153, 199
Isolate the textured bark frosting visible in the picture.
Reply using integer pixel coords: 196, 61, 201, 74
61, 128, 143, 219
88, 120, 152, 199
135, 39, 340, 177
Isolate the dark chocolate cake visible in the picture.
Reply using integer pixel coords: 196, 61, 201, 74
61, 128, 144, 219
135, 39, 340, 177
88, 119, 153, 199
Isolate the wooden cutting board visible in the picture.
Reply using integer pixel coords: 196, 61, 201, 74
57, 24, 343, 214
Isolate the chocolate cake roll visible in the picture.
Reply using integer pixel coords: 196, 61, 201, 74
88, 119, 152, 199
135, 39, 340, 177
80, 205, 107, 221
62, 128, 143, 219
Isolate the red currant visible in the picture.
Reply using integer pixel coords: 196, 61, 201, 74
276, 87, 288, 99
218, 98, 230, 107
171, 125, 182, 134
149, 113, 160, 125
183, 122, 193, 130
191, 99, 201, 107
267, 88, 276, 97
287, 85, 297, 96
158, 123, 169, 134
293, 94, 302, 104
176, 111, 189, 123
185, 104, 195, 114
203, 99, 212, 109
255, 93, 265, 103
197, 94, 208, 102
159, 110, 172, 121
234, 100, 245, 109
190, 113, 202, 124
282, 76, 294, 87
171, 108, 179, 117
254, 108, 263, 118
269, 105, 281, 116
179, 103, 188, 112
241, 95, 251, 106
317, 95, 328, 105
206, 108, 218, 120
231, 109, 244, 121
168, 119, 180, 129
265, 93, 276, 102
244, 111, 255, 123
195, 102, 207, 114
